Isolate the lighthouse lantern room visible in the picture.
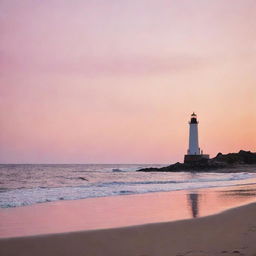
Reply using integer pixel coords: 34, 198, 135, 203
184, 113, 209, 163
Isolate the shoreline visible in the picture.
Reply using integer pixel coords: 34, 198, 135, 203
138, 164, 256, 173
1, 183, 256, 239
1, 202, 256, 256
2, 170, 256, 209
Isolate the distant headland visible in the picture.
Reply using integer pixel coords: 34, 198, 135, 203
138, 113, 256, 173
137, 150, 256, 172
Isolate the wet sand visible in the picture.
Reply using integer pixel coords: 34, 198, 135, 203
1, 203, 256, 256
0, 184, 256, 255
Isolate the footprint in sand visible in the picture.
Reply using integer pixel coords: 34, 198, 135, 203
220, 250, 244, 256
248, 226, 256, 232
185, 254, 208, 256
177, 249, 245, 256
183, 251, 208, 256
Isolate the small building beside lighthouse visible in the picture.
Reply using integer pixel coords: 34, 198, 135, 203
184, 113, 209, 163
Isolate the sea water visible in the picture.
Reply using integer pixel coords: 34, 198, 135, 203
0, 164, 256, 208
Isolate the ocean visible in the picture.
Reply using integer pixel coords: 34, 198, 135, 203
0, 164, 256, 208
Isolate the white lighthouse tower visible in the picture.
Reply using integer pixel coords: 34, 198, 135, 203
184, 113, 209, 163
188, 112, 200, 155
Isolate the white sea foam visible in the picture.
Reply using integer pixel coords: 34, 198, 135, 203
0, 164, 255, 208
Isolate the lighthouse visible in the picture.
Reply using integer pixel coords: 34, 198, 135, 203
184, 113, 209, 163
188, 112, 200, 155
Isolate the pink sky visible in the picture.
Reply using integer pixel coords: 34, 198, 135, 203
0, 0, 256, 163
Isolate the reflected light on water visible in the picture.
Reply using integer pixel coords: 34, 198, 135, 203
187, 192, 200, 218
0, 184, 256, 238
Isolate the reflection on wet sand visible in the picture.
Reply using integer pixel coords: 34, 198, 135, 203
186, 184, 256, 219
219, 185, 256, 199
1, 184, 256, 238
187, 192, 200, 218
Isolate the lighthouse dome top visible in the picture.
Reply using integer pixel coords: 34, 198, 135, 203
190, 112, 198, 124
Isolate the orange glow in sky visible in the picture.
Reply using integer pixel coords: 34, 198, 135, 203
0, 0, 255, 163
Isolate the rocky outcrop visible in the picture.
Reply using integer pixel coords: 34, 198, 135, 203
137, 150, 256, 172
211, 150, 256, 164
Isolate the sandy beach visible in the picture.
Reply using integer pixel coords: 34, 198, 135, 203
2, 0, 256, 254
0, 202, 256, 256
1, 185, 256, 256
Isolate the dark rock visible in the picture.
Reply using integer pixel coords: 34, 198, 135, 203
212, 150, 256, 164
137, 150, 256, 172
216, 152, 223, 157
